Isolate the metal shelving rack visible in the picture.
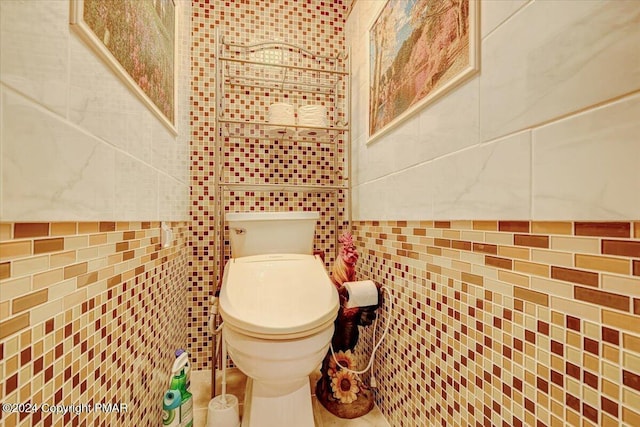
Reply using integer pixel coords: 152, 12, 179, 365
214, 29, 351, 278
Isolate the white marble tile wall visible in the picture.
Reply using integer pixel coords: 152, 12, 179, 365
348, 0, 640, 221
480, 0, 640, 142
431, 131, 531, 220
2, 91, 115, 220
0, 0, 191, 221
532, 94, 640, 220
0, 0, 69, 117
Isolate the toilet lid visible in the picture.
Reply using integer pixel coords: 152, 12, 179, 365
219, 254, 339, 336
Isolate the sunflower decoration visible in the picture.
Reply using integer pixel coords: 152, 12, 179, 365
331, 370, 360, 404
328, 349, 356, 377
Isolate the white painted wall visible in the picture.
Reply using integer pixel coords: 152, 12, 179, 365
347, 0, 640, 220
0, 0, 191, 221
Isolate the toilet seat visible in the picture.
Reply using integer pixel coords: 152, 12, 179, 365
219, 254, 339, 339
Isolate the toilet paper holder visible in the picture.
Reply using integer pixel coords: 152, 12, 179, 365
343, 280, 379, 309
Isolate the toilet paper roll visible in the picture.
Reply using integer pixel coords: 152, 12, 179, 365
267, 102, 295, 137
268, 102, 295, 125
344, 280, 378, 308
298, 104, 328, 137
298, 105, 328, 127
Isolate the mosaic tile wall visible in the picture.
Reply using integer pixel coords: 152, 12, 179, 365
353, 220, 640, 426
220, 190, 347, 262
189, 0, 350, 369
0, 222, 189, 427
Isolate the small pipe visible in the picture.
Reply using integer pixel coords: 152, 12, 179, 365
221, 327, 228, 405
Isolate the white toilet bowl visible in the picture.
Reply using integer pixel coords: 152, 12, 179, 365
219, 253, 339, 427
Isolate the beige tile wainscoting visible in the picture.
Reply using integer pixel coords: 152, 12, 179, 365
353, 220, 640, 426
0, 222, 190, 426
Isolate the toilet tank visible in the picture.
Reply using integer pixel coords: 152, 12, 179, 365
226, 211, 319, 257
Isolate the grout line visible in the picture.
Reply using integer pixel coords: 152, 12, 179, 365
482, 90, 640, 147
481, 0, 535, 42
530, 129, 534, 220
356, 89, 640, 190
0, 82, 183, 183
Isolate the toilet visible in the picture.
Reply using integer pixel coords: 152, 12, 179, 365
218, 211, 339, 427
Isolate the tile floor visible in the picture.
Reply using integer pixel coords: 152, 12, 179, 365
191, 369, 390, 427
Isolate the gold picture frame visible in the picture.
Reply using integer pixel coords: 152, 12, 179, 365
70, 0, 177, 135
368, 0, 479, 143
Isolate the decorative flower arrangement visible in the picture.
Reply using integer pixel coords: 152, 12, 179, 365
330, 369, 360, 404
328, 349, 366, 404
328, 349, 356, 377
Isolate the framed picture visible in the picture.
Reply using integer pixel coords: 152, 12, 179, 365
368, 0, 479, 143
70, 0, 177, 135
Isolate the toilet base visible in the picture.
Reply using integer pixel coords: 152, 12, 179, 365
241, 377, 314, 427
